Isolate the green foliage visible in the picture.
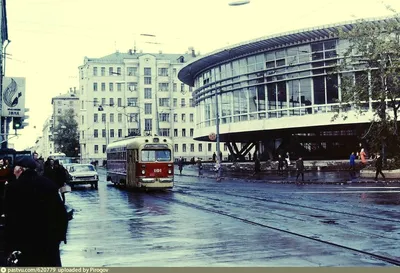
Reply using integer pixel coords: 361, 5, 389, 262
333, 14, 400, 160
53, 109, 79, 157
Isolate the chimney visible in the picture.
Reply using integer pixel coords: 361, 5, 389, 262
188, 47, 195, 57
69, 88, 72, 93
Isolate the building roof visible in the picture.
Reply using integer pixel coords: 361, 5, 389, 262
178, 16, 400, 86
51, 92, 79, 104
83, 51, 198, 65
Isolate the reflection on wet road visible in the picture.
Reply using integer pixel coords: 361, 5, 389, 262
61, 170, 400, 266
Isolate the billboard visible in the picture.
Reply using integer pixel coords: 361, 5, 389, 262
1, 77, 26, 117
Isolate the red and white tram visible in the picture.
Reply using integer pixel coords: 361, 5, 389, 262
106, 136, 174, 190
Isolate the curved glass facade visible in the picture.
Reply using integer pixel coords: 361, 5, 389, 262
192, 39, 352, 129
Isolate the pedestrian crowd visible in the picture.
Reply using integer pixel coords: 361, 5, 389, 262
1, 152, 70, 267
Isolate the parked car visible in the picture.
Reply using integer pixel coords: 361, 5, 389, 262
68, 164, 99, 189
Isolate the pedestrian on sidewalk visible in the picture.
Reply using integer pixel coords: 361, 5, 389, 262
360, 148, 367, 167
374, 153, 385, 181
295, 156, 305, 184
349, 152, 356, 178
4, 156, 68, 266
252, 156, 261, 176
277, 154, 285, 175
285, 152, 291, 169
196, 158, 203, 177
177, 157, 184, 175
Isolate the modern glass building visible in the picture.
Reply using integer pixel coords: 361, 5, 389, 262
178, 19, 388, 160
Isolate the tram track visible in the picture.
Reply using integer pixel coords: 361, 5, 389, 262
174, 185, 400, 224
151, 191, 400, 266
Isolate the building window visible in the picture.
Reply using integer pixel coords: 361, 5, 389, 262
101, 67, 105, 76
127, 67, 137, 76
102, 129, 106, 138
129, 113, 138, 122
158, 68, 168, 76
94, 114, 98, 123
94, 129, 98, 138
181, 83, 185, 92
117, 67, 121, 75
190, 114, 194, 122
102, 113, 106, 122
208, 143, 212, 152
118, 129, 122, 138
173, 68, 177, 78
128, 82, 137, 91
182, 129, 186, 137
189, 99, 194, 107
144, 77, 152, 84
110, 129, 114, 138
181, 98, 185, 107
159, 98, 170, 107
110, 113, 114, 123
102, 145, 106, 153
173, 83, 177, 92
181, 114, 186, 122
101, 83, 106, 91
174, 129, 178, 137
198, 144, 203, 152
93, 98, 98, 106
127, 98, 138, 107
117, 98, 122, 107
190, 144, 194, 152
118, 113, 122, 122
145, 119, 152, 131
174, 144, 178, 152
173, 98, 177, 107
183, 144, 186, 152
58, 109, 62, 114
144, 67, 151, 76
144, 103, 152, 114
109, 83, 114, 91
101, 98, 106, 105
93, 83, 98, 91
93, 67, 98, 76
144, 88, 152, 99
82, 131, 85, 139
109, 67, 114, 76
109, 98, 114, 106
159, 128, 170, 136
159, 113, 170, 122
94, 145, 99, 154
190, 128, 194, 137
117, 83, 122, 91
158, 83, 169, 91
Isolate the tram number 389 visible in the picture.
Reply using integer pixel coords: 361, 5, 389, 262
154, 169, 162, 173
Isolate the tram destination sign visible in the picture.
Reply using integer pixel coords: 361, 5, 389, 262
144, 144, 169, 149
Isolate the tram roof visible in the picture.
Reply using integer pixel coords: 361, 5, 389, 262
106, 136, 173, 150
178, 15, 400, 86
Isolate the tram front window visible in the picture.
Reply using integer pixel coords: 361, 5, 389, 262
142, 150, 171, 162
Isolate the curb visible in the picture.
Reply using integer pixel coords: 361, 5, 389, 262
174, 173, 400, 185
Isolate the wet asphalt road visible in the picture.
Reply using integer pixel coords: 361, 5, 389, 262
61, 168, 400, 267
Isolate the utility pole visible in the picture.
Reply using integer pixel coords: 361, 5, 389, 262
0, 0, 5, 149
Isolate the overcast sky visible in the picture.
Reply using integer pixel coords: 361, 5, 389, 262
5, 0, 400, 151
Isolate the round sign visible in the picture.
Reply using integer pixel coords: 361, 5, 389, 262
209, 132, 216, 141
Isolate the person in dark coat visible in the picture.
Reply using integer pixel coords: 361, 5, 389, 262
4, 156, 68, 267
53, 160, 68, 203
177, 157, 184, 175
374, 153, 385, 181
295, 157, 305, 184
43, 157, 55, 182
33, 152, 44, 176
277, 155, 285, 175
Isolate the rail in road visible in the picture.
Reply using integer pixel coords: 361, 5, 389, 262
149, 184, 400, 266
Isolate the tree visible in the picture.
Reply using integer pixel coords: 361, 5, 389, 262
53, 109, 79, 157
333, 14, 400, 163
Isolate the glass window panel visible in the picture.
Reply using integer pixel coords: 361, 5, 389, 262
313, 76, 325, 104
266, 52, 275, 61
326, 74, 338, 103
324, 40, 336, 50
311, 43, 323, 52
275, 50, 285, 59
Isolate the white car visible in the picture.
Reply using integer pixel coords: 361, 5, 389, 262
68, 164, 99, 189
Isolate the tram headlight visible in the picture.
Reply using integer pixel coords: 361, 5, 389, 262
141, 170, 145, 175
168, 169, 172, 174
94, 175, 98, 180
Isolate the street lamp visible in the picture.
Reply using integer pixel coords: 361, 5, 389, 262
98, 105, 109, 146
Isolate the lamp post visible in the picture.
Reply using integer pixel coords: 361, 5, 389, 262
98, 105, 109, 146
215, 88, 222, 182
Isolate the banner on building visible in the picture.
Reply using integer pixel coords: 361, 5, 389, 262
2, 77, 26, 117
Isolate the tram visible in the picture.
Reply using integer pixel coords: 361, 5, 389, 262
106, 135, 174, 190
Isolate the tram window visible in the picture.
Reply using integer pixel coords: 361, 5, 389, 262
141, 149, 171, 162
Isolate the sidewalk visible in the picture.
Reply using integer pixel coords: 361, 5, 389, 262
175, 165, 400, 185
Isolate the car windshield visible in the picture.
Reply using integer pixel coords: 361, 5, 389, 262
70, 165, 95, 172
141, 149, 171, 162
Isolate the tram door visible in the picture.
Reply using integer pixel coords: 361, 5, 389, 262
126, 149, 136, 187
